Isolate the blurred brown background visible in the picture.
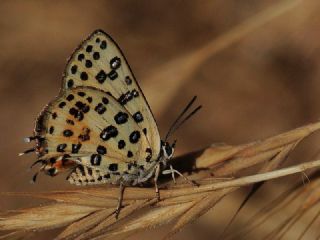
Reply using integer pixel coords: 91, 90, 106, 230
1, 1, 320, 239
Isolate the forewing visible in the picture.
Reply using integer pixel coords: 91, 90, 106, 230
62, 29, 160, 157
35, 87, 153, 173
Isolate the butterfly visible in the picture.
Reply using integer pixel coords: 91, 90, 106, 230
21, 29, 201, 216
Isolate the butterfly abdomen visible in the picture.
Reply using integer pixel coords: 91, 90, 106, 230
67, 163, 147, 186
67, 165, 116, 186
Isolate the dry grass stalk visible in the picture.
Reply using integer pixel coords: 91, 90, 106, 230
1, 121, 320, 239
225, 170, 320, 240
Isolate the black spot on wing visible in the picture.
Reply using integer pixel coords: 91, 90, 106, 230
129, 131, 140, 144
76, 112, 84, 121
114, 112, 128, 124
125, 76, 132, 85
100, 40, 107, 49
93, 52, 100, 60
94, 103, 106, 114
63, 129, 73, 137
49, 126, 54, 134
66, 94, 74, 101
71, 65, 77, 74
127, 151, 133, 158
85, 60, 92, 68
69, 107, 78, 116
80, 72, 88, 81
108, 163, 118, 171
69, 107, 84, 121
52, 112, 57, 119
95, 70, 107, 84
100, 125, 118, 141
108, 70, 118, 80
78, 92, 86, 97
59, 101, 66, 108
57, 144, 67, 152
133, 111, 143, 123
117, 90, 139, 105
90, 154, 101, 166
67, 79, 74, 88
110, 57, 121, 70
86, 45, 93, 52
102, 97, 109, 104
78, 128, 90, 142
86, 97, 92, 103
72, 143, 82, 154
118, 140, 126, 149
78, 53, 85, 61
96, 145, 107, 155
75, 101, 90, 113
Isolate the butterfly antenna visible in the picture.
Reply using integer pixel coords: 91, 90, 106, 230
165, 96, 202, 142
169, 105, 202, 137
164, 96, 197, 142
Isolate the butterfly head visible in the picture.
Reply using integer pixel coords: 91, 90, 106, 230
161, 140, 176, 160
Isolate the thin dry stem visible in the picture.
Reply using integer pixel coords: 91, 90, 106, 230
1, 121, 320, 239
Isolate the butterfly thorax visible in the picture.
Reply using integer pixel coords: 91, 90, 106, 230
158, 140, 175, 168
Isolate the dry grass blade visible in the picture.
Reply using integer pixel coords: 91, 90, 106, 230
0, 231, 33, 240
268, 181, 320, 239
164, 189, 233, 239
186, 121, 320, 180
2, 191, 118, 208
297, 209, 320, 240
1, 121, 320, 239
224, 180, 305, 240
227, 177, 320, 239
93, 202, 196, 240
74, 199, 158, 240
0, 203, 100, 231
56, 208, 114, 240
219, 143, 298, 238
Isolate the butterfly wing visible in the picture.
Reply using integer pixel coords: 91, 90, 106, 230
35, 87, 155, 184
61, 30, 160, 158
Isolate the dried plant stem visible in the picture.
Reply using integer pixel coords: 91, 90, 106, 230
165, 159, 320, 198
298, 209, 320, 240
1, 121, 320, 239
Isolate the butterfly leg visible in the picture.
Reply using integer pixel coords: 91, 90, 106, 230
115, 182, 125, 219
154, 163, 161, 201
162, 165, 199, 187
169, 165, 176, 184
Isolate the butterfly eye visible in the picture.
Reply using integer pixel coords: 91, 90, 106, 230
165, 144, 173, 157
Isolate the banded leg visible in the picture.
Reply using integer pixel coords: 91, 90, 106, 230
154, 163, 161, 200
115, 182, 125, 219
162, 164, 199, 187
